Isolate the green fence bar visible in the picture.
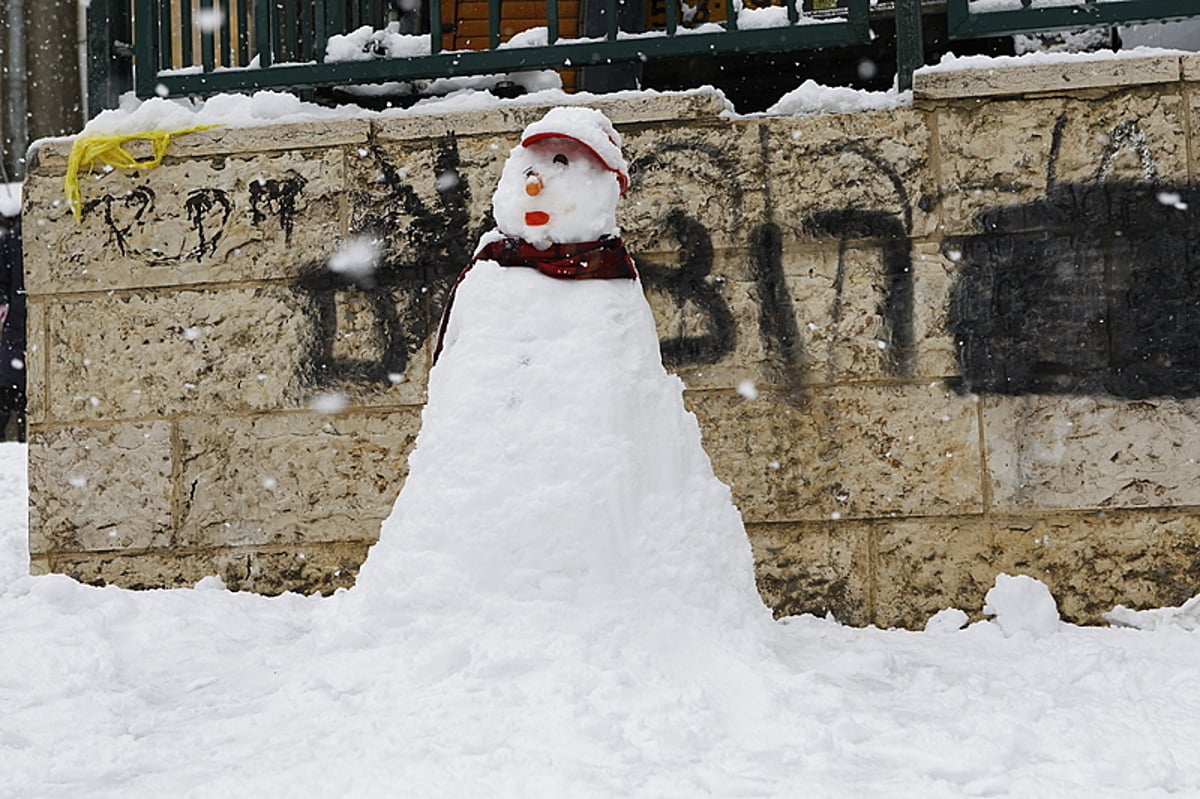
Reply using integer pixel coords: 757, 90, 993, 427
605, 0, 618, 40
430, 0, 444, 54
547, 0, 560, 44
489, 0, 501, 49
201, 0, 216, 71
895, 0, 923, 91
254, 0, 272, 66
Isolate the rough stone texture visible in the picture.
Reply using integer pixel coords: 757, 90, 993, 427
27, 120, 373, 172
1182, 54, 1200, 83
687, 383, 983, 524
371, 91, 729, 142
874, 512, 1200, 628
621, 124, 763, 255
23, 147, 346, 294
45, 287, 323, 422
915, 55, 1181, 100
49, 541, 370, 595
24, 71, 1200, 628
764, 110, 938, 239
936, 92, 1190, 236
24, 300, 45, 426
177, 410, 419, 548
984, 395, 1200, 513
747, 520, 871, 626
28, 422, 173, 555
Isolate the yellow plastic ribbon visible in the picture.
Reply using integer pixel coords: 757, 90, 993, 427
65, 124, 220, 221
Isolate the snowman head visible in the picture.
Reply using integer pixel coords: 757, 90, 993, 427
492, 107, 629, 249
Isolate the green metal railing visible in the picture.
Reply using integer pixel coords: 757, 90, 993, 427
118, 0, 871, 101
947, 0, 1200, 38
83, 0, 1200, 118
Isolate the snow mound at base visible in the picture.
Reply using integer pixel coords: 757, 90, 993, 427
983, 573, 1062, 638
1106, 594, 1200, 631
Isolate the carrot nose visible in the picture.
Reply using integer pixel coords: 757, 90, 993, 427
525, 173, 543, 196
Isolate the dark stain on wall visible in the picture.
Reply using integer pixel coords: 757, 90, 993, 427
950, 115, 1200, 399
949, 181, 1200, 399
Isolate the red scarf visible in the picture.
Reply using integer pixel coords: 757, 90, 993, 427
434, 236, 637, 362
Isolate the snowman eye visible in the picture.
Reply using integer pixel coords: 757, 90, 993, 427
553, 153, 569, 166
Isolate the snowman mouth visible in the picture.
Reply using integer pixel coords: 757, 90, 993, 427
524, 211, 550, 226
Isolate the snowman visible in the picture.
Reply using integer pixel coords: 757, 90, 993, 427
357, 106, 771, 649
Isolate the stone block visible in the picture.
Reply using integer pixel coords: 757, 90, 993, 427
985, 395, 1200, 513
23, 147, 346, 294
686, 382, 983, 524
762, 110, 938, 239
874, 511, 1200, 629
47, 287, 313, 421
620, 123, 765, 254
915, 54, 1181, 100
28, 421, 173, 555
49, 541, 370, 595
24, 300, 44, 426
641, 250, 765, 391
936, 92, 1190, 236
176, 409, 420, 549
747, 519, 871, 626
27, 120, 372, 174
371, 90, 729, 141
1183, 54, 1200, 83
345, 133, 506, 282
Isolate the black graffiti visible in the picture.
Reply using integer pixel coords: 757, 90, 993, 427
298, 135, 478, 388
249, 177, 307, 242
806, 210, 914, 378
637, 210, 736, 366
82, 185, 155, 256
183, 188, 233, 262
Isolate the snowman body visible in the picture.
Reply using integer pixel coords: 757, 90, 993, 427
357, 107, 770, 644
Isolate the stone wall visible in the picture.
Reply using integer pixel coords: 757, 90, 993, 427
22, 53, 1200, 628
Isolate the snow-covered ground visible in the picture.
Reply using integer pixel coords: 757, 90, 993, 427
3, 440, 1200, 798
11, 63, 1200, 797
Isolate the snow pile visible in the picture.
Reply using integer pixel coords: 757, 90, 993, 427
0, 184, 19, 218
983, 573, 1062, 638
325, 24, 431, 62
917, 45, 1188, 77
1107, 595, 1200, 632
765, 79, 911, 116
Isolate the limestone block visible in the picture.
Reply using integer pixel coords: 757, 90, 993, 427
23, 148, 346, 294
345, 134, 506, 283
176, 409, 419, 549
686, 382, 983, 524
937, 93, 1190, 236
1183, 54, 1200, 83
781, 242, 912, 384
27, 120, 372, 173
49, 541, 370, 595
24, 300, 44, 426
47, 287, 316, 421
620, 123, 765, 255
915, 54, 1181, 101
28, 421, 173, 555
874, 511, 1200, 629
762, 110, 938, 239
910, 242, 959, 380
641, 250, 767, 391
371, 90, 729, 141
747, 520, 871, 626
985, 395, 1200, 512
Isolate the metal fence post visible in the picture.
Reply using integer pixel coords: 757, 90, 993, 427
894, 0, 923, 92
